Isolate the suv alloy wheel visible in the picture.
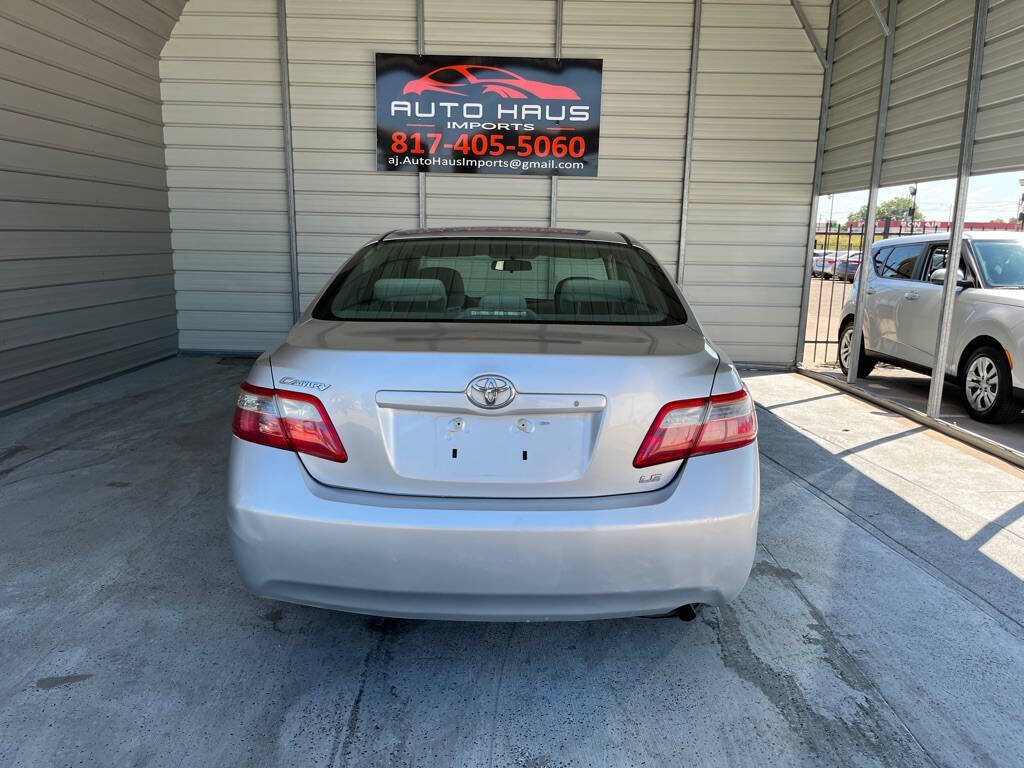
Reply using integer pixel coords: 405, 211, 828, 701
962, 346, 1018, 423
838, 319, 875, 378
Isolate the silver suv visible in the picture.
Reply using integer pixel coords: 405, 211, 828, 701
839, 232, 1024, 422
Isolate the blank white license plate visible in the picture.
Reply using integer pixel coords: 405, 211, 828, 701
388, 410, 598, 484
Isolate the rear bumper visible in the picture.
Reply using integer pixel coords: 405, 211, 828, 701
227, 437, 759, 621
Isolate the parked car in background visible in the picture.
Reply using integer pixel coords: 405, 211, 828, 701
839, 232, 1024, 422
824, 250, 861, 281
228, 227, 760, 621
812, 250, 827, 277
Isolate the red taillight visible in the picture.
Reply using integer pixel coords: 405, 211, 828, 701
633, 388, 757, 468
232, 383, 347, 462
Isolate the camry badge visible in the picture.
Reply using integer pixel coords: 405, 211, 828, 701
467, 375, 516, 409
279, 376, 331, 392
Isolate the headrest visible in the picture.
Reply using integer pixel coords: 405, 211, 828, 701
418, 267, 465, 301
372, 278, 446, 304
558, 279, 634, 304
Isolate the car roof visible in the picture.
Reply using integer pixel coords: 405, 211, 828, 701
872, 231, 1024, 249
381, 226, 629, 244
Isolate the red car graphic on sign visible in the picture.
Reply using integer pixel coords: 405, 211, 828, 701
403, 65, 580, 100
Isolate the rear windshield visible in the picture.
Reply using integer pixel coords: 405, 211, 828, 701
312, 237, 687, 325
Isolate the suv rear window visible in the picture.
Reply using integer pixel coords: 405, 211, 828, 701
874, 243, 924, 280
312, 237, 687, 325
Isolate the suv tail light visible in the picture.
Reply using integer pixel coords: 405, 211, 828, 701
232, 383, 347, 462
633, 388, 757, 468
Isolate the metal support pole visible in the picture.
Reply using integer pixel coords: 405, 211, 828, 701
675, 0, 701, 286
416, 0, 426, 228
789, 0, 826, 70
550, 0, 564, 226
796, 0, 839, 366
847, 0, 896, 384
926, 0, 988, 418
277, 0, 301, 321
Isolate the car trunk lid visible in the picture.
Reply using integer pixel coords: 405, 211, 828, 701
269, 320, 720, 498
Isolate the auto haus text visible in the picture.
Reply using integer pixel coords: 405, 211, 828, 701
390, 100, 591, 132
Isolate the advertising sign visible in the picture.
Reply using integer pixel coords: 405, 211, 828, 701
375, 53, 602, 176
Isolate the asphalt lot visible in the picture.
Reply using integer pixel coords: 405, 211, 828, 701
2, 357, 1023, 766
803, 275, 854, 367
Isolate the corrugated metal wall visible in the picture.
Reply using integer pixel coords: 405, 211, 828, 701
883, 0, 972, 185
686, 0, 830, 363
4, 0, 1020, 398
0, 0, 185, 410
158, 0, 827, 365
820, 0, 887, 193
160, 0, 293, 352
974, 0, 1024, 174
423, 0, 556, 234
559, 0, 692, 271
286, 0, 420, 311
821, 0, 1024, 194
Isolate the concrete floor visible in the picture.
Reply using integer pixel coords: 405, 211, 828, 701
2, 357, 1024, 767
810, 366, 1024, 455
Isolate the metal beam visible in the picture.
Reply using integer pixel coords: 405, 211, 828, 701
416, 0, 426, 227
846, 0, 896, 384
789, 0, 826, 69
276, 0, 300, 321
866, 0, 890, 37
675, 0, 701, 287
926, 0, 989, 418
554, 0, 563, 58
796, 0, 840, 366
416, 0, 424, 49
550, 0, 564, 226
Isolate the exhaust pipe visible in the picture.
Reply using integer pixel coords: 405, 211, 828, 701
640, 603, 700, 621
675, 604, 698, 622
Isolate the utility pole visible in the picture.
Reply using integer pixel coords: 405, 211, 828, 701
1017, 178, 1024, 231
908, 183, 917, 235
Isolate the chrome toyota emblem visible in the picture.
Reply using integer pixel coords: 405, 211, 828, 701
467, 375, 516, 409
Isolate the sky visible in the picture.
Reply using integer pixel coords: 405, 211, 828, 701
819, 169, 1024, 224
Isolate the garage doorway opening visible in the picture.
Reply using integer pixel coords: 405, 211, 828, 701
802, 173, 1024, 371
800, 171, 1024, 463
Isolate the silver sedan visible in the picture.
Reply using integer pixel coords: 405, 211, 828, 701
824, 250, 861, 281
228, 228, 760, 621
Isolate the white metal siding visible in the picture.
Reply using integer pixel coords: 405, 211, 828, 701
155, 0, 831, 365
160, 0, 293, 352
422, 0, 556, 237
821, 0, 1024, 194
560, 0, 692, 270
687, 0, 828, 364
882, 0, 973, 185
820, 0, 887, 193
0, 0, 185, 410
287, 0, 419, 309
973, 0, 1024, 174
